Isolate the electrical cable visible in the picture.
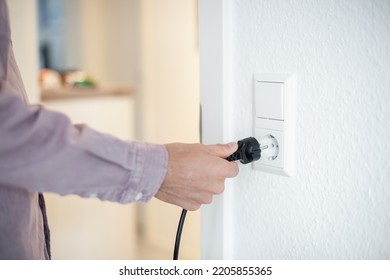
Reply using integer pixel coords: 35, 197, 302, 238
172, 137, 263, 260
173, 208, 187, 260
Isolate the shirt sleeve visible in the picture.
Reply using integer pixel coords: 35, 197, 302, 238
0, 89, 168, 204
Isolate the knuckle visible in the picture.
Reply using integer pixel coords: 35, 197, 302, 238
196, 194, 213, 205
203, 195, 213, 204
216, 184, 225, 194
187, 203, 200, 211
210, 183, 225, 195
216, 162, 239, 179
215, 164, 229, 179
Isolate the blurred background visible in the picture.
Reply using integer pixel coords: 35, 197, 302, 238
8, 0, 200, 259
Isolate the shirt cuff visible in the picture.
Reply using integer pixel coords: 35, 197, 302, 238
121, 141, 168, 204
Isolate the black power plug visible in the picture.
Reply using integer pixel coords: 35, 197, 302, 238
225, 137, 261, 164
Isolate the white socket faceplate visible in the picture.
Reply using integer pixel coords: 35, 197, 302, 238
253, 73, 296, 176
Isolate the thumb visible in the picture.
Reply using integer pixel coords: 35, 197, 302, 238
207, 142, 238, 158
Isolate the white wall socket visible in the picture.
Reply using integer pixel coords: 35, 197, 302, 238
253, 73, 296, 176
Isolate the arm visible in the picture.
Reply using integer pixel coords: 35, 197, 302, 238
0, 90, 167, 203
0, 90, 239, 208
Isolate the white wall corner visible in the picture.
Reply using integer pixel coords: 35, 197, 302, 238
199, 0, 234, 259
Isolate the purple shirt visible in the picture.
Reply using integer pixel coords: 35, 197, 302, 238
0, 0, 168, 259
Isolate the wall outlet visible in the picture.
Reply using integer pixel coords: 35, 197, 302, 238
253, 73, 296, 176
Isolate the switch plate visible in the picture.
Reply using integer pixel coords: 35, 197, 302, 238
253, 73, 296, 176
255, 82, 284, 120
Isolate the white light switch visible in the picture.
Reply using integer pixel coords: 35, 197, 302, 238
253, 73, 296, 177
255, 82, 284, 120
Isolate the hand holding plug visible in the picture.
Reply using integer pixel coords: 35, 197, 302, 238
156, 142, 239, 211
168, 137, 264, 260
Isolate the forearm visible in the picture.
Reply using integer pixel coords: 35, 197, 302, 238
0, 93, 168, 203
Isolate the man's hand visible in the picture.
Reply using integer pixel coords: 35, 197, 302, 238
155, 142, 239, 211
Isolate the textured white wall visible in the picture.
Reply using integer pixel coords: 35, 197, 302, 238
224, 0, 390, 259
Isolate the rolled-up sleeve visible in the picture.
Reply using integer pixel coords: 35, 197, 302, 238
0, 91, 168, 204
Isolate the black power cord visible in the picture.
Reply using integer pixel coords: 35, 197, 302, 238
173, 208, 187, 260
173, 137, 262, 260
